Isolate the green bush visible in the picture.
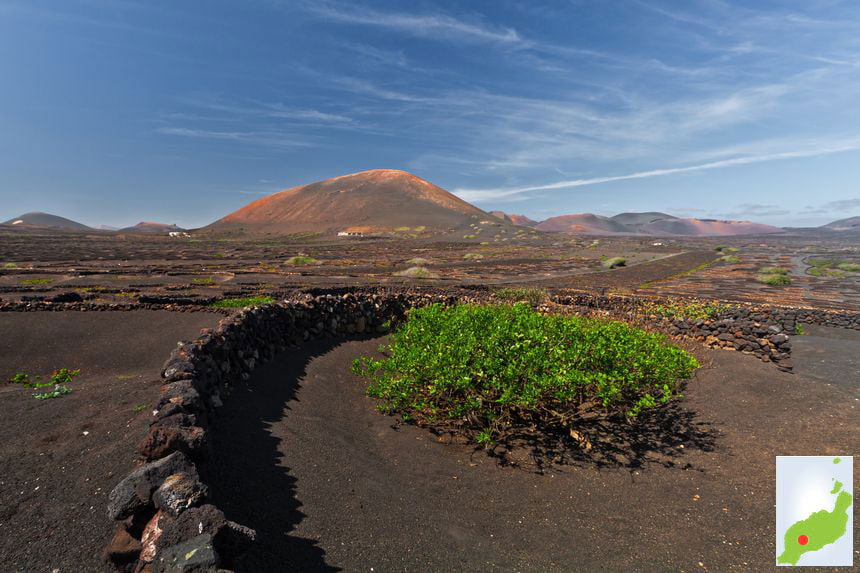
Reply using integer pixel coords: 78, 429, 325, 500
285, 255, 320, 266
602, 257, 626, 269
352, 304, 699, 446
21, 278, 52, 285
493, 287, 548, 306
463, 253, 484, 260
757, 273, 791, 286
836, 262, 860, 272
191, 277, 215, 285
640, 300, 732, 320
720, 255, 741, 264
406, 257, 432, 265
209, 296, 274, 308
759, 266, 788, 275
393, 266, 438, 279
3, 262, 17, 269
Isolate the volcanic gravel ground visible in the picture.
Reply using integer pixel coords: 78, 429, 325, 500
0, 311, 221, 572
208, 337, 859, 572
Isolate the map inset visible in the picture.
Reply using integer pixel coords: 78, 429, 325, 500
776, 456, 854, 566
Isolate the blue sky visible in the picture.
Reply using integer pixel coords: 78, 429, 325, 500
1, 0, 859, 228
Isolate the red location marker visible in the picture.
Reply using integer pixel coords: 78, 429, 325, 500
797, 535, 809, 545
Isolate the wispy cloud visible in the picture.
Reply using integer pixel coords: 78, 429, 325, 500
299, 0, 522, 44
156, 127, 317, 148
454, 141, 860, 202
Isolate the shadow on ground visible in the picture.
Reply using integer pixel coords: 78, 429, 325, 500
204, 336, 373, 572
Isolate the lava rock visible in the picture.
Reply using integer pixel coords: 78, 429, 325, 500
152, 534, 219, 573
108, 452, 194, 520
153, 472, 208, 517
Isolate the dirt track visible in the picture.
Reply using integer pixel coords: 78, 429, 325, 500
0, 311, 221, 572
208, 335, 859, 572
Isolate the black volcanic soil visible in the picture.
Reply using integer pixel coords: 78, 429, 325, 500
208, 336, 859, 572
0, 311, 221, 571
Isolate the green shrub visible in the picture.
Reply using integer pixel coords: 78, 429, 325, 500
34, 385, 72, 400
3, 262, 17, 269
393, 266, 438, 279
720, 255, 741, 264
285, 255, 320, 266
21, 278, 52, 285
757, 273, 791, 286
493, 287, 548, 306
463, 234, 477, 239
51, 368, 81, 385
7, 372, 32, 385
836, 262, 860, 272
602, 257, 626, 269
759, 267, 788, 275
191, 277, 215, 285
715, 245, 738, 253
352, 304, 699, 446
395, 226, 411, 232
209, 296, 274, 308
463, 253, 484, 260
795, 324, 806, 336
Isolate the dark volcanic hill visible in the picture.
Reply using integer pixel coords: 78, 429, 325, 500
118, 222, 185, 234
206, 169, 495, 235
609, 212, 677, 228
1, 212, 91, 231
535, 214, 634, 234
821, 216, 860, 231
488, 211, 539, 227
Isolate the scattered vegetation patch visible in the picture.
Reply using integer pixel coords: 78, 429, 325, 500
601, 257, 626, 269
132, 404, 147, 413
719, 255, 741, 264
795, 324, 807, 336
393, 266, 438, 279
406, 257, 432, 265
20, 278, 52, 285
191, 277, 215, 285
837, 262, 860, 272
640, 300, 733, 321
3, 262, 17, 269
352, 304, 699, 449
715, 245, 739, 253
806, 258, 860, 276
759, 266, 788, 275
209, 296, 275, 308
213, 252, 226, 258
9, 368, 81, 400
463, 234, 477, 239
463, 253, 484, 260
757, 273, 792, 286
285, 255, 320, 266
493, 287, 548, 306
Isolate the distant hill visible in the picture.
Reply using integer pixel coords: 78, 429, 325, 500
821, 216, 860, 231
609, 212, 678, 228
1, 212, 91, 231
535, 214, 635, 234
488, 211, 538, 227
205, 169, 498, 236
118, 222, 185, 234
532, 212, 782, 236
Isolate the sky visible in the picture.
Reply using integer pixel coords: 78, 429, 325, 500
1, 0, 859, 228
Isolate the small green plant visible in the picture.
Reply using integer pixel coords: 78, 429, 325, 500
285, 255, 320, 266
393, 266, 438, 279
715, 245, 739, 253
759, 267, 788, 275
21, 278, 52, 285
209, 296, 275, 308
757, 273, 792, 286
192, 277, 215, 285
836, 262, 860, 272
213, 252, 226, 258
463, 234, 477, 239
395, 226, 411, 232
493, 287, 548, 306
353, 304, 699, 448
463, 253, 484, 260
3, 262, 17, 269
33, 385, 72, 400
602, 257, 626, 269
132, 404, 147, 413
7, 372, 32, 385
720, 255, 741, 263
51, 368, 81, 385
795, 324, 806, 336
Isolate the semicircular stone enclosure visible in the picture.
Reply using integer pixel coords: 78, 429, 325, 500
103, 289, 860, 571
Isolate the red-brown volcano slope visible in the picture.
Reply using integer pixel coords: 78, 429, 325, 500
206, 170, 496, 235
